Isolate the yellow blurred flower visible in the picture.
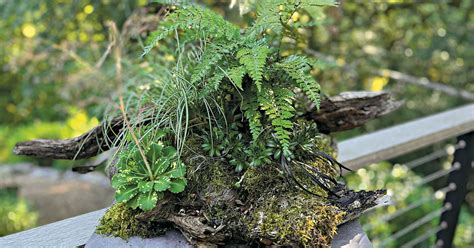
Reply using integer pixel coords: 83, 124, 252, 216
65, 109, 100, 137
21, 23, 37, 38
368, 76, 389, 92
83, 5, 94, 15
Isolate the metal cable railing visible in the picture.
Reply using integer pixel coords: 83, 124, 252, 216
405, 142, 461, 169
401, 222, 447, 248
357, 133, 473, 248
363, 184, 455, 232
380, 203, 452, 246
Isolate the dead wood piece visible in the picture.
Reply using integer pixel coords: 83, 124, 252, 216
13, 117, 123, 160
13, 91, 401, 160
310, 91, 403, 133
169, 215, 227, 243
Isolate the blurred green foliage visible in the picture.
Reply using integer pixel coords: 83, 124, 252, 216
313, 0, 474, 137
0, 0, 147, 124
0, 189, 38, 237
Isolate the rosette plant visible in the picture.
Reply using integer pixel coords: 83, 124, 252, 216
112, 131, 187, 211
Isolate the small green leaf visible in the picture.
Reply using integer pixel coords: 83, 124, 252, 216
154, 157, 171, 176
138, 181, 154, 193
111, 174, 130, 189
168, 162, 186, 178
138, 191, 158, 211
147, 143, 163, 164
169, 178, 187, 193
227, 66, 245, 90
115, 185, 139, 203
128, 195, 140, 209
154, 177, 171, 191
132, 149, 142, 162
162, 146, 177, 158
154, 129, 168, 140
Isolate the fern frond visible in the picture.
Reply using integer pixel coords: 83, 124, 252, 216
142, 25, 175, 57
237, 45, 269, 91
143, 6, 240, 56
191, 45, 224, 83
276, 55, 321, 108
201, 71, 225, 97
258, 87, 295, 153
248, 0, 337, 37
242, 94, 263, 140
250, 0, 285, 36
227, 66, 246, 90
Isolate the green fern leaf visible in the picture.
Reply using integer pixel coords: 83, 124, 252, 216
227, 66, 246, 90
201, 71, 225, 97
276, 55, 321, 108
242, 93, 263, 140
191, 46, 224, 83
237, 45, 269, 91
258, 87, 295, 153
143, 6, 240, 56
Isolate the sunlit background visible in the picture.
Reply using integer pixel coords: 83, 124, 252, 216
0, 0, 472, 246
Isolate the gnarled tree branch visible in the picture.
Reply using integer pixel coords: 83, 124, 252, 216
13, 117, 124, 160
310, 91, 403, 133
13, 91, 401, 160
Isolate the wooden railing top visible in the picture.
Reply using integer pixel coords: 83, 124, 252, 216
338, 103, 474, 171
1, 103, 473, 247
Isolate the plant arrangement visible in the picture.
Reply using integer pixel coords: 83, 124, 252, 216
13, 0, 394, 247
95, 1, 387, 246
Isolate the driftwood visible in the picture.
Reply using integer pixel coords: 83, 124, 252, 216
13, 117, 124, 160
310, 91, 403, 133
13, 91, 401, 160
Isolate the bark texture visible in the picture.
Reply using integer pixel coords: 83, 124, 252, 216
309, 91, 403, 133
13, 91, 401, 160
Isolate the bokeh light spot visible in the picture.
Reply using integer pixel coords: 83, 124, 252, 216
21, 23, 37, 38
84, 5, 94, 14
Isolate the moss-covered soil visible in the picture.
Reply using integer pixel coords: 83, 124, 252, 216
97, 134, 384, 247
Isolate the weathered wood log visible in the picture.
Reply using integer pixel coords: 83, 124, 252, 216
13, 91, 401, 160
13, 117, 124, 160
309, 91, 403, 133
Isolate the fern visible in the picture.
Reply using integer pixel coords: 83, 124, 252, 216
258, 87, 295, 153
227, 66, 246, 90
141, 3, 332, 160
249, 0, 337, 37
202, 71, 225, 97
143, 6, 240, 57
191, 45, 224, 83
242, 93, 263, 140
249, 0, 284, 36
237, 45, 269, 91
276, 55, 321, 108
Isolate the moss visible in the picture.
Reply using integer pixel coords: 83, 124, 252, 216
99, 134, 348, 246
242, 174, 346, 247
96, 203, 166, 240
255, 199, 344, 247
311, 134, 339, 179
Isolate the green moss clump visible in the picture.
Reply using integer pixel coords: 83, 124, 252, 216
249, 195, 345, 247
310, 134, 339, 179
96, 203, 166, 240
98, 134, 348, 246
241, 165, 346, 247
